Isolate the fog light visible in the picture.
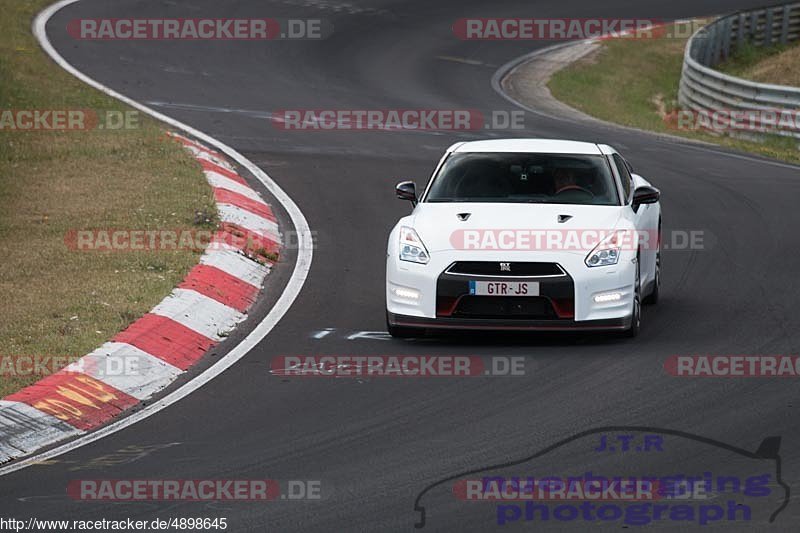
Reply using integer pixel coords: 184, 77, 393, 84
594, 292, 622, 303
393, 287, 420, 300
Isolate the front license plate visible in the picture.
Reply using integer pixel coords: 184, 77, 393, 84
469, 280, 539, 296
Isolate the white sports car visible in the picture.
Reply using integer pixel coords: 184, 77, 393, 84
386, 139, 661, 338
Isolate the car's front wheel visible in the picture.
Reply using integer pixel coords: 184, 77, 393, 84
624, 257, 642, 338
386, 311, 422, 338
644, 221, 661, 305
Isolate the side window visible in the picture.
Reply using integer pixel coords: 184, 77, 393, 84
613, 154, 632, 201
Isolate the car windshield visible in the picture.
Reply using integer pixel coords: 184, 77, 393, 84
424, 152, 620, 205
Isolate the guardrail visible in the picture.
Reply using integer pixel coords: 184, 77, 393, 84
678, 2, 800, 139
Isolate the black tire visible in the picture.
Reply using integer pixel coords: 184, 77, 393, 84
386, 311, 421, 338
624, 257, 642, 338
643, 223, 661, 305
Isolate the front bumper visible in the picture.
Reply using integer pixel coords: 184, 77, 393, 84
387, 311, 631, 331
386, 250, 636, 328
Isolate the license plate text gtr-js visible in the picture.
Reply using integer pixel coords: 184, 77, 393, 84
469, 281, 540, 296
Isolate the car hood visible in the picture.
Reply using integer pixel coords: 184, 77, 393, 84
410, 202, 626, 253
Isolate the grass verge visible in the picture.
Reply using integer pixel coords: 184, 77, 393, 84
0, 0, 216, 396
548, 21, 800, 164
716, 40, 800, 88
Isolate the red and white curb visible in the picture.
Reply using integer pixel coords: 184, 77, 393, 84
0, 132, 280, 463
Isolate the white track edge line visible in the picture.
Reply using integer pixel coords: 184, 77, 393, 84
0, 0, 313, 476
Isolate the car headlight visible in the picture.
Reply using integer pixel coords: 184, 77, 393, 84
585, 231, 623, 267
399, 226, 429, 264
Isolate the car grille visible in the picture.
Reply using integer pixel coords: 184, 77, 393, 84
446, 261, 564, 277
451, 296, 557, 319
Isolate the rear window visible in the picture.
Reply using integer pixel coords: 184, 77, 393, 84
424, 152, 620, 206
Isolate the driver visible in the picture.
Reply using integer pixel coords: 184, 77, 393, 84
553, 168, 580, 194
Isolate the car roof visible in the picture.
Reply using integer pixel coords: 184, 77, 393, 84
449, 139, 606, 155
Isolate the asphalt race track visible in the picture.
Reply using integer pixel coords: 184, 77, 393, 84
2, 0, 800, 531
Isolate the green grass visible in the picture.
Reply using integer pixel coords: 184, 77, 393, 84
716, 40, 800, 87
716, 41, 786, 74
0, 0, 216, 396
548, 21, 800, 164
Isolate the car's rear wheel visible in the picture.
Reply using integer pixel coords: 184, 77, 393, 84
624, 256, 642, 338
386, 311, 422, 338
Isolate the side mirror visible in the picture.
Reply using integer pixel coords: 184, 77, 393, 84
396, 181, 417, 206
632, 185, 660, 208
